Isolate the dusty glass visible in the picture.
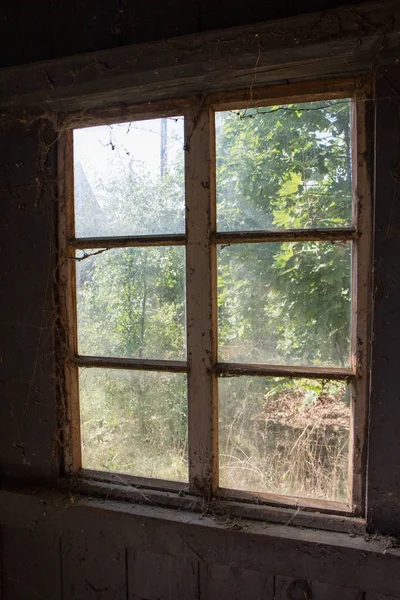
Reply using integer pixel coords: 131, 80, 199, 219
80, 368, 188, 481
76, 246, 186, 360
216, 100, 352, 232
218, 241, 351, 367
74, 117, 185, 237
218, 376, 350, 501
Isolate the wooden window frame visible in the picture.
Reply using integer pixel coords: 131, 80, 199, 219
57, 77, 372, 524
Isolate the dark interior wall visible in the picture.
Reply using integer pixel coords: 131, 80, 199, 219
2, 1, 400, 599
0, 0, 366, 67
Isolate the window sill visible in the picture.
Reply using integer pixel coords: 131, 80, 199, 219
2, 481, 400, 598
58, 469, 364, 536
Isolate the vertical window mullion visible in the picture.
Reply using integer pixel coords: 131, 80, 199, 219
185, 104, 218, 497
58, 130, 82, 473
349, 89, 373, 514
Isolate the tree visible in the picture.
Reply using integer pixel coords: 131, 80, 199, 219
216, 100, 352, 368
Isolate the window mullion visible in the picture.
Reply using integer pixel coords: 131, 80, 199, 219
349, 90, 373, 514
58, 130, 82, 473
185, 105, 218, 498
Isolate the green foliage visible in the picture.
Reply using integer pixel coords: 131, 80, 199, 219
217, 100, 352, 367
77, 102, 353, 497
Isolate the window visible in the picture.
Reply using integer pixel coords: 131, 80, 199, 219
58, 80, 371, 515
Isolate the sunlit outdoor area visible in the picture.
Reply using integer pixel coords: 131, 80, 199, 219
219, 377, 350, 501
74, 101, 353, 500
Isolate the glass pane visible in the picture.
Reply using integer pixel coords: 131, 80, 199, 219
80, 369, 188, 481
74, 117, 185, 237
219, 377, 350, 501
216, 100, 352, 231
77, 246, 186, 360
218, 242, 351, 367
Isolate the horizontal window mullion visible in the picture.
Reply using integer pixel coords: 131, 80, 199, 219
213, 227, 355, 245
68, 233, 186, 250
73, 354, 188, 373
215, 362, 355, 381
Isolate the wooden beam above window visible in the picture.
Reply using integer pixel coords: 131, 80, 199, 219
0, 1, 398, 115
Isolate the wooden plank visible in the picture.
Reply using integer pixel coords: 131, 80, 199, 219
61, 477, 365, 535
73, 355, 188, 373
61, 79, 356, 130
0, 120, 59, 482
367, 65, 400, 536
366, 595, 400, 600
213, 497, 364, 535
312, 581, 362, 599
217, 488, 350, 514
209, 77, 356, 110
2, 490, 400, 597
128, 550, 198, 599
275, 576, 312, 599
0, 2, 399, 113
79, 468, 189, 493
61, 532, 127, 600
348, 84, 374, 515
215, 362, 354, 380
214, 227, 355, 244
60, 99, 190, 130
185, 103, 218, 496
69, 233, 186, 249
1, 526, 61, 600
199, 562, 273, 599
61, 477, 203, 512
58, 130, 81, 473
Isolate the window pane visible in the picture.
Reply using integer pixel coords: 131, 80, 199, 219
74, 118, 185, 237
216, 100, 352, 231
77, 246, 186, 360
219, 377, 350, 501
80, 369, 188, 481
218, 242, 351, 367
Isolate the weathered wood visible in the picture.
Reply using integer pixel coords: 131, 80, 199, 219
215, 362, 355, 380
185, 103, 218, 496
58, 130, 81, 473
210, 77, 357, 110
214, 227, 355, 245
128, 550, 198, 599
60, 78, 356, 130
230, 75, 360, 102
61, 477, 203, 512
212, 497, 365, 535
275, 578, 362, 600
348, 85, 374, 515
2, 489, 400, 596
60, 477, 365, 534
312, 581, 362, 599
274, 576, 312, 599
73, 355, 188, 373
60, 99, 190, 130
1, 525, 61, 600
79, 468, 189, 492
199, 562, 273, 599
366, 595, 400, 600
61, 532, 127, 599
69, 233, 186, 249
367, 65, 400, 536
0, 2, 399, 113
217, 488, 350, 514
0, 120, 59, 482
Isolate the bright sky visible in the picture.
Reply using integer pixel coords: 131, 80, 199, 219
73, 117, 184, 201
